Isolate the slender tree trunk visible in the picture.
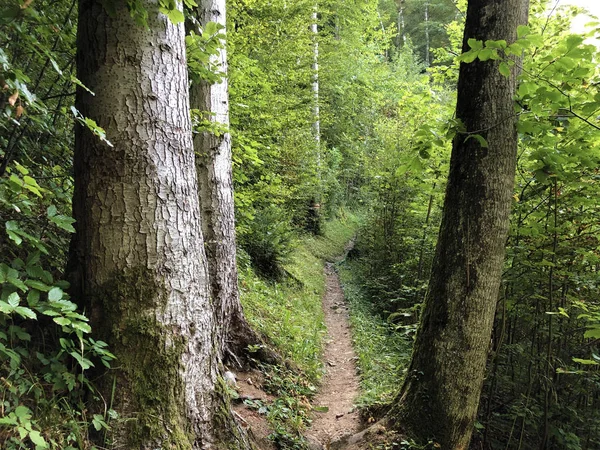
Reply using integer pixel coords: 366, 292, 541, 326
390, 1, 529, 448
312, 7, 321, 178
190, 0, 277, 365
424, 1, 430, 66
397, 0, 406, 48
72, 1, 239, 447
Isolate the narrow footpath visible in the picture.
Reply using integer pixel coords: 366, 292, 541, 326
308, 262, 362, 447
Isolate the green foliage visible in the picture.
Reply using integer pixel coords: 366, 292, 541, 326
239, 205, 296, 279
186, 21, 226, 84
228, 0, 323, 270
0, 163, 115, 449
239, 212, 360, 378
337, 261, 412, 410
238, 213, 359, 448
472, 4, 600, 448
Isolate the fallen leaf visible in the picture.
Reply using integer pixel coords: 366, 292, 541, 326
8, 91, 18, 106
15, 105, 24, 118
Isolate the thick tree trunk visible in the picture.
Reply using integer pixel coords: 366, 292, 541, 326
190, 0, 276, 365
391, 1, 529, 448
72, 1, 238, 447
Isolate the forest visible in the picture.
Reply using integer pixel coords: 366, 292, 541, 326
1, 0, 599, 449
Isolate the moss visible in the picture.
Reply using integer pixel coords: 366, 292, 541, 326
92, 266, 194, 449
212, 377, 257, 450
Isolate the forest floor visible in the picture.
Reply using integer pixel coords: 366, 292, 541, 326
305, 262, 362, 447
233, 241, 372, 449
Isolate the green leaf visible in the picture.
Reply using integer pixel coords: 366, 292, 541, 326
49, 214, 76, 233
467, 38, 483, 50
313, 405, 329, 413
517, 25, 530, 38
15, 405, 32, 419
499, 62, 510, 78
7, 292, 20, 307
71, 321, 92, 333
48, 287, 63, 302
8, 276, 27, 292
485, 39, 507, 49
14, 162, 29, 175
584, 328, 600, 339
25, 280, 51, 292
478, 48, 493, 61
464, 134, 489, 148
29, 430, 48, 448
53, 317, 71, 326
565, 34, 584, 51
458, 50, 479, 64
15, 306, 36, 320
572, 357, 599, 365
70, 351, 94, 369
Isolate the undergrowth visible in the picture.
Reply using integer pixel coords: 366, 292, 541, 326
238, 209, 361, 447
337, 259, 413, 412
239, 209, 361, 380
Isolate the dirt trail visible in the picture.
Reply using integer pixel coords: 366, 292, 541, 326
307, 262, 362, 447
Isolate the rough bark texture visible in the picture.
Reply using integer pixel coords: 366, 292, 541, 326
190, 0, 275, 365
391, 1, 529, 448
72, 1, 231, 447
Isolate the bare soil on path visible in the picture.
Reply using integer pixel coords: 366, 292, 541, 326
306, 262, 362, 447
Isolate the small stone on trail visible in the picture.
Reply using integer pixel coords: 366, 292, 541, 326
224, 371, 237, 387
335, 413, 345, 419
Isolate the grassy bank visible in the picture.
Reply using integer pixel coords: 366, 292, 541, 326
239, 209, 361, 375
337, 260, 413, 412
236, 210, 361, 447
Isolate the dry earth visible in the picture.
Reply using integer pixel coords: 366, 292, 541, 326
306, 262, 362, 447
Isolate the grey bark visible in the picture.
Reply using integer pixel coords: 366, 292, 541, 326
72, 1, 229, 447
190, 0, 277, 365
391, 1, 529, 448
424, 1, 430, 66
312, 8, 321, 174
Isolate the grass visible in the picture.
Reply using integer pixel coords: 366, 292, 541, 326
337, 259, 414, 411
237, 210, 361, 447
239, 209, 361, 381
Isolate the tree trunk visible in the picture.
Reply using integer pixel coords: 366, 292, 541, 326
311, 7, 321, 176
424, 1, 430, 67
72, 1, 240, 447
190, 0, 277, 365
390, 1, 529, 448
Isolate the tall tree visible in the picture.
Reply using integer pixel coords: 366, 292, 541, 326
390, 0, 529, 448
71, 0, 239, 447
190, 0, 276, 363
